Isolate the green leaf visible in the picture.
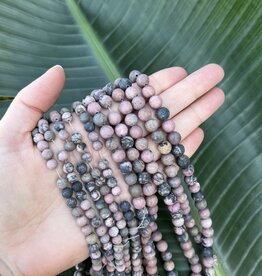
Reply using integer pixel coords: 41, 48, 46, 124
0, 0, 261, 275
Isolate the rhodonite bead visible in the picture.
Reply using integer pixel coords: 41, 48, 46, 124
158, 141, 172, 154
156, 107, 170, 121
33, 133, 43, 143
62, 111, 73, 123
108, 111, 122, 126
119, 161, 132, 174
37, 140, 49, 151
44, 130, 55, 142
146, 162, 159, 174
100, 125, 114, 139
132, 96, 146, 110
136, 74, 149, 87
50, 111, 61, 122
138, 106, 152, 121
130, 125, 143, 139
124, 173, 137, 185
126, 148, 140, 161
79, 112, 90, 123
158, 183, 171, 196
112, 88, 125, 102
63, 162, 74, 173
149, 95, 162, 109
81, 152, 92, 163
102, 82, 114, 96
76, 163, 88, 174
167, 131, 181, 145
62, 187, 73, 198
64, 141, 76, 152
142, 85, 155, 98
145, 119, 160, 132
99, 95, 112, 108
177, 155, 190, 169
82, 95, 95, 106
118, 100, 133, 115
46, 159, 58, 170
138, 172, 151, 184
107, 177, 117, 188
141, 149, 154, 163
72, 181, 82, 192
129, 184, 142, 197
115, 123, 128, 137
129, 70, 141, 82
135, 137, 148, 151
124, 210, 135, 221
57, 178, 67, 189
161, 154, 175, 166
112, 149, 126, 163
93, 112, 107, 126
92, 141, 103, 151
58, 129, 69, 141
41, 149, 53, 160
124, 113, 138, 126
153, 172, 166, 185
120, 136, 134, 149
76, 143, 86, 153
172, 144, 185, 157
53, 121, 65, 132
125, 86, 139, 100
118, 78, 132, 91
151, 130, 166, 143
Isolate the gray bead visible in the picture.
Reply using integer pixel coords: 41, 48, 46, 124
124, 173, 138, 186
84, 121, 95, 132
91, 217, 102, 228
93, 112, 107, 126
56, 178, 67, 189
53, 121, 65, 132
85, 181, 96, 192
100, 185, 110, 196
82, 152, 92, 163
177, 232, 189, 243
155, 107, 170, 121
120, 136, 134, 149
92, 89, 105, 101
158, 183, 171, 197
67, 172, 78, 183
66, 197, 77, 208
76, 142, 86, 153
100, 208, 111, 219
64, 141, 76, 152
168, 131, 181, 145
184, 175, 197, 185
76, 162, 87, 174
39, 123, 49, 134
138, 172, 151, 184
196, 199, 207, 210
32, 128, 39, 136
71, 133, 82, 144
75, 190, 87, 201
79, 112, 90, 123
172, 144, 185, 157
91, 167, 101, 179
118, 78, 132, 91
103, 82, 114, 96
136, 208, 148, 220
164, 193, 176, 205
89, 244, 100, 253
106, 137, 120, 151
75, 104, 86, 116
129, 70, 141, 83
91, 190, 101, 201
162, 250, 173, 261
119, 161, 133, 174
129, 184, 142, 197
132, 159, 145, 173
95, 199, 106, 210
107, 177, 117, 188
98, 159, 109, 170
177, 155, 190, 169
151, 130, 166, 143
71, 101, 82, 110
95, 176, 106, 187
81, 172, 92, 182
44, 130, 55, 141
63, 162, 74, 173
120, 227, 129, 237
153, 172, 166, 185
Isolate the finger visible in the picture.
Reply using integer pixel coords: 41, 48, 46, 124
149, 66, 188, 94
173, 87, 225, 139
1, 65, 65, 135
160, 63, 224, 118
181, 127, 204, 157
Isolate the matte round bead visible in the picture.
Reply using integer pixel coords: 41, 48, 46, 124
100, 125, 114, 139
119, 101, 133, 115
168, 131, 181, 145
75, 104, 86, 116
132, 197, 146, 209
125, 86, 139, 99
124, 113, 138, 126
62, 187, 73, 198
124, 173, 138, 185
112, 149, 126, 163
79, 112, 90, 123
38, 123, 49, 134
76, 143, 86, 153
151, 130, 166, 143
162, 119, 175, 133
146, 162, 159, 174
64, 141, 76, 152
72, 207, 83, 218
46, 159, 58, 170
41, 149, 53, 160
72, 181, 82, 192
149, 95, 162, 109
103, 82, 114, 95
126, 148, 140, 161
62, 112, 73, 123
141, 150, 154, 163
172, 144, 185, 157
87, 102, 101, 115
63, 162, 74, 173
107, 177, 117, 188
119, 161, 132, 174
156, 107, 170, 121
158, 183, 171, 197
165, 165, 178, 177
92, 141, 103, 151
136, 74, 149, 87
129, 70, 141, 83
161, 154, 175, 166
76, 215, 88, 227
120, 136, 134, 149
112, 88, 125, 102
56, 178, 67, 189
57, 130, 69, 141
120, 201, 131, 212
81, 152, 92, 163
115, 123, 128, 137
138, 172, 151, 184
100, 208, 111, 219
135, 137, 148, 151
50, 111, 61, 122
132, 159, 145, 173
164, 261, 175, 272
93, 112, 107, 126
129, 184, 142, 197
106, 137, 120, 151
82, 95, 95, 106
108, 112, 122, 126
99, 95, 112, 108
130, 125, 143, 139
118, 78, 132, 91
132, 96, 146, 110
76, 163, 87, 174
142, 85, 155, 98
138, 106, 152, 121
123, 210, 134, 221
158, 141, 172, 154
177, 155, 190, 169
33, 133, 44, 143
145, 119, 160, 132
37, 140, 49, 152
143, 183, 157, 196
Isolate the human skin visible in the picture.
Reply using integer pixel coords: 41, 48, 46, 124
0, 64, 224, 275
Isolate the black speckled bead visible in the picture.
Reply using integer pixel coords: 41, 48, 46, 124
120, 136, 134, 149
177, 232, 189, 243
64, 141, 76, 152
138, 172, 151, 184
75, 190, 87, 202
176, 155, 190, 169
129, 70, 141, 83
107, 176, 117, 188
202, 247, 213, 258
79, 112, 90, 123
155, 107, 170, 121
54, 121, 65, 131
132, 159, 145, 173
84, 121, 95, 132
103, 82, 114, 96
124, 210, 135, 221
76, 163, 88, 175
172, 144, 185, 157
72, 181, 83, 192
119, 161, 133, 174
62, 187, 73, 198
95, 199, 106, 210
66, 197, 77, 208
191, 190, 204, 202
84, 181, 96, 192
158, 183, 171, 197
120, 201, 131, 212
118, 78, 132, 91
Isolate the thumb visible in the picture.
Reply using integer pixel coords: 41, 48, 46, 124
0, 65, 65, 136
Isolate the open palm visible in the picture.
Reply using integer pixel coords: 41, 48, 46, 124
0, 64, 224, 276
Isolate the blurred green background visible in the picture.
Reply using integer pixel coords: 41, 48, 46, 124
0, 0, 261, 275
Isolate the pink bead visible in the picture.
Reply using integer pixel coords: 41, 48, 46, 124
80, 200, 91, 210
112, 149, 126, 163
81, 225, 93, 236
46, 159, 58, 170
96, 226, 107, 237
149, 95, 162, 109
104, 194, 114, 204
87, 102, 101, 115
144, 245, 152, 254
100, 125, 114, 139
85, 209, 96, 219
124, 113, 138, 126
152, 231, 162, 242
201, 218, 212, 228
116, 219, 126, 229
191, 264, 202, 274
50, 111, 61, 122
203, 257, 215, 268
189, 182, 201, 193
112, 234, 122, 245
109, 226, 119, 237
146, 266, 157, 274
58, 129, 69, 141
127, 148, 140, 161
132, 197, 146, 209
118, 100, 133, 115
135, 138, 148, 151
114, 211, 123, 221
125, 86, 139, 99
181, 241, 192, 251
148, 206, 158, 215
143, 183, 157, 196
138, 106, 152, 121
88, 131, 99, 142
130, 125, 143, 139
202, 227, 214, 238
99, 95, 112, 108
162, 119, 175, 133
173, 185, 184, 196
76, 216, 88, 227
146, 195, 158, 207
105, 217, 114, 228
41, 149, 53, 160
168, 202, 181, 213
141, 149, 154, 163
115, 123, 128, 137
109, 202, 118, 213
161, 154, 175, 166
132, 96, 146, 110
37, 140, 49, 151
108, 112, 122, 125
112, 88, 125, 102
82, 95, 95, 106
147, 258, 157, 267
38, 119, 48, 127
184, 248, 195, 259
146, 162, 158, 174
169, 176, 181, 188
142, 85, 155, 98
92, 140, 103, 151
165, 165, 178, 177
57, 150, 68, 162
103, 169, 112, 178
112, 186, 121, 196
33, 133, 44, 143
136, 74, 149, 87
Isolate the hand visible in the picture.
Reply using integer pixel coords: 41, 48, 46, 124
0, 64, 224, 276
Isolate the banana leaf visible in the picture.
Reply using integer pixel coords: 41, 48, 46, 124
0, 0, 261, 275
